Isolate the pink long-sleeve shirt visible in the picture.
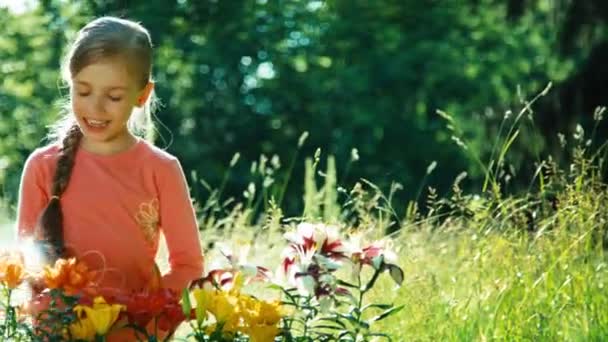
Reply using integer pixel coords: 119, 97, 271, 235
16, 138, 203, 295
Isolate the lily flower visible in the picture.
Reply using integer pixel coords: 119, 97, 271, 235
68, 316, 96, 341
73, 296, 124, 336
42, 257, 98, 295
0, 252, 25, 289
111, 288, 180, 328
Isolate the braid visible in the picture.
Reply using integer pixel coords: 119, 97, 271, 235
38, 124, 83, 261
52, 125, 82, 195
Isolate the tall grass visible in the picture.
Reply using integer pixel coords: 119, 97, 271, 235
2, 87, 607, 340
171, 86, 607, 340
372, 177, 607, 340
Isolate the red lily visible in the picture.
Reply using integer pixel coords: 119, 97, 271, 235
111, 288, 181, 328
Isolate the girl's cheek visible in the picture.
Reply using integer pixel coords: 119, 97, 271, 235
72, 97, 98, 116
116, 101, 135, 115
71, 99, 83, 115
74, 104, 90, 117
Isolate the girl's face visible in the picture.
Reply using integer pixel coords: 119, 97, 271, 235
70, 58, 145, 151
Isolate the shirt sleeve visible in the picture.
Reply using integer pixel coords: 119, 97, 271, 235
157, 158, 204, 292
15, 150, 49, 239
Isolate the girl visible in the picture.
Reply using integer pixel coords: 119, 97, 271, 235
15, 16, 203, 340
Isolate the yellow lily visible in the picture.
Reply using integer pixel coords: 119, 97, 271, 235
74, 296, 125, 336
240, 295, 282, 326
209, 290, 238, 323
69, 316, 96, 341
230, 272, 245, 294
257, 300, 282, 325
192, 288, 211, 323
239, 296, 259, 326
246, 323, 280, 342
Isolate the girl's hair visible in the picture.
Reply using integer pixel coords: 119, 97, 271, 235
39, 16, 156, 261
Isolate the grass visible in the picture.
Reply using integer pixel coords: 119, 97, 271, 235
372, 208, 608, 340
3, 172, 607, 340
2, 98, 607, 340
171, 135, 606, 340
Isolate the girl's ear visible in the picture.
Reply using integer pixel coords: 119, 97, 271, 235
136, 82, 155, 107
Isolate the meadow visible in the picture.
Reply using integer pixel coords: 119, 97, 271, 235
2, 104, 607, 341
162, 104, 607, 340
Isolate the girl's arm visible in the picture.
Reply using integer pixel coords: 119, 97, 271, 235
16, 149, 49, 239
15, 150, 50, 295
157, 158, 204, 292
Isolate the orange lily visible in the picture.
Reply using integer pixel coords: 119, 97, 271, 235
43, 257, 97, 295
0, 252, 25, 289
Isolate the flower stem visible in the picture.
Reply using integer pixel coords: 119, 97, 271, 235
363, 266, 383, 293
355, 270, 364, 338
4, 288, 14, 339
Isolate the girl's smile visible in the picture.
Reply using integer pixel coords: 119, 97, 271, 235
71, 59, 145, 155
83, 117, 111, 130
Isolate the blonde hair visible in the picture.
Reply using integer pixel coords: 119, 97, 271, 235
39, 16, 157, 260
50, 16, 157, 142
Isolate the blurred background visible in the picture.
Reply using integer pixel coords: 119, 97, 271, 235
1, 0, 607, 221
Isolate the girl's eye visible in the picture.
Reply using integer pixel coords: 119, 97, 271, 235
108, 96, 122, 102
78, 92, 90, 97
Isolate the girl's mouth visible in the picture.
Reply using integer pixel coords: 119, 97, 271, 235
84, 118, 111, 131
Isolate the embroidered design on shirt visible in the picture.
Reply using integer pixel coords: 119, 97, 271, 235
135, 198, 160, 244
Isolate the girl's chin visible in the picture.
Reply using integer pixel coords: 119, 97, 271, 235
80, 130, 134, 148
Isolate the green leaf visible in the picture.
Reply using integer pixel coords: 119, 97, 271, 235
365, 332, 392, 341
386, 263, 404, 286
279, 301, 299, 307
310, 324, 344, 331
336, 279, 358, 289
181, 287, 192, 317
338, 313, 370, 329
338, 330, 354, 341
497, 129, 520, 168
316, 316, 347, 328
269, 284, 298, 304
370, 305, 404, 322
361, 303, 393, 312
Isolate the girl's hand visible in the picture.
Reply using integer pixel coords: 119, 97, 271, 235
27, 277, 46, 296
20, 289, 51, 320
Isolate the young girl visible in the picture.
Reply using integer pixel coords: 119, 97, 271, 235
15, 16, 203, 339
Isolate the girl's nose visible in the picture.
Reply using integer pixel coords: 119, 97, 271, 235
93, 96, 106, 114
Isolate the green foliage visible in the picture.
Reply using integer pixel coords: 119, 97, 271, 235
169, 107, 608, 340
1, 59, 608, 341
322, 156, 339, 224
2, 1, 605, 215
303, 157, 320, 220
